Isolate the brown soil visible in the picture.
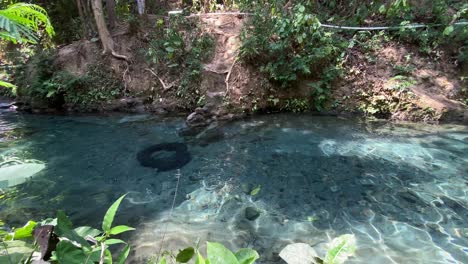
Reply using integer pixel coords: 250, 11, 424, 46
50, 14, 467, 123
333, 42, 467, 123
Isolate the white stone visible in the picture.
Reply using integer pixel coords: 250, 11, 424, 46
279, 243, 319, 264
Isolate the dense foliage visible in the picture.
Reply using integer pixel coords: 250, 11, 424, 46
145, 15, 215, 108
238, 0, 467, 111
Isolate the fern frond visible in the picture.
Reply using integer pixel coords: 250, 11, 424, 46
0, 3, 54, 43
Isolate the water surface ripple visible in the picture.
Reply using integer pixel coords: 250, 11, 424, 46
0, 111, 467, 263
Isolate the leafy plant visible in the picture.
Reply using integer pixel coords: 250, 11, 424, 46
282, 98, 310, 113
239, 1, 346, 110
146, 15, 214, 108
16, 56, 124, 111
0, 3, 55, 44
323, 235, 356, 264
0, 194, 134, 264
155, 242, 259, 264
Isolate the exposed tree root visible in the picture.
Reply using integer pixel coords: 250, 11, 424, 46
111, 50, 129, 61
145, 68, 176, 91
225, 57, 238, 93
123, 61, 131, 92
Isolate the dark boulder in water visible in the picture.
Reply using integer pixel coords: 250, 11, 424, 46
137, 142, 191, 171
245, 206, 261, 221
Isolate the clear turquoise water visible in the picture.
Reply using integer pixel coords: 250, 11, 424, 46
1, 109, 467, 263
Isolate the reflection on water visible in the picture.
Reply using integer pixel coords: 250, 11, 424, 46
0, 109, 467, 263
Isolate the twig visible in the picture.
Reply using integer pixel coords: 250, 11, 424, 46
145, 68, 175, 90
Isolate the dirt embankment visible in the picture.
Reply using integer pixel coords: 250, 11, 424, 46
43, 14, 468, 124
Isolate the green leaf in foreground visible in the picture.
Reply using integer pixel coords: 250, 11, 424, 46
323, 234, 356, 264
0, 240, 35, 263
443, 25, 454, 36
235, 248, 260, 264
117, 244, 130, 264
176, 247, 195, 263
0, 81, 16, 89
102, 194, 127, 232
56, 211, 90, 248
105, 239, 126, 245
109, 225, 135, 235
207, 242, 239, 264
195, 252, 206, 264
74, 226, 101, 238
158, 256, 167, 264
7, 221, 37, 240
54, 240, 89, 264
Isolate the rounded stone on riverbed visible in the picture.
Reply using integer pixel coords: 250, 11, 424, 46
136, 142, 191, 171
245, 206, 261, 221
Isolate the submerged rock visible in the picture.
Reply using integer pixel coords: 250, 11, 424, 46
118, 114, 156, 124
136, 142, 191, 171
245, 206, 261, 221
186, 108, 213, 127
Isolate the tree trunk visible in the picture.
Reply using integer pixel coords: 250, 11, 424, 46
91, 0, 113, 53
91, 0, 127, 60
136, 0, 145, 15
106, 0, 117, 29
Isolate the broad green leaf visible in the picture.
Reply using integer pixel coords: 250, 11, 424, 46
105, 248, 113, 264
378, 5, 386, 14
56, 210, 73, 231
176, 247, 195, 263
0, 240, 35, 263
206, 242, 239, 264
56, 210, 90, 248
109, 225, 135, 235
74, 226, 101, 238
117, 244, 130, 264
195, 252, 206, 264
0, 81, 16, 89
55, 240, 89, 264
323, 234, 356, 264
0, 3, 54, 43
105, 239, 126, 245
235, 248, 260, 264
443, 25, 454, 36
86, 247, 102, 263
158, 256, 167, 264
102, 194, 127, 232
7, 221, 37, 240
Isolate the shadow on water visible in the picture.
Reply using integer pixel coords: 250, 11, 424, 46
0, 111, 467, 263
0, 112, 186, 228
